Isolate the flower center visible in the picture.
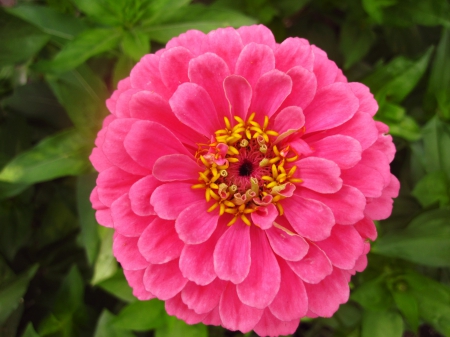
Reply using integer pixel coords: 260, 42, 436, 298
192, 113, 302, 227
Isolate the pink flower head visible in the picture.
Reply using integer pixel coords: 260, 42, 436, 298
90, 25, 399, 336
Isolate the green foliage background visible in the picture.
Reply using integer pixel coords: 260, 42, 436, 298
0, 0, 450, 336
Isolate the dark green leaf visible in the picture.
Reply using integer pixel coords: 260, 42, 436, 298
94, 310, 135, 337
361, 310, 403, 337
340, 19, 376, 69
5, 5, 86, 39
70, 0, 122, 26
34, 28, 121, 73
155, 315, 207, 337
0, 11, 50, 67
422, 116, 450, 179
21, 323, 40, 337
140, 0, 191, 26
384, 0, 450, 27
391, 290, 419, 331
113, 299, 166, 331
0, 265, 38, 325
121, 31, 150, 61
362, 0, 397, 23
91, 227, 117, 285
97, 270, 136, 303
412, 171, 449, 207
374, 209, 450, 266
351, 276, 392, 311
0, 129, 91, 184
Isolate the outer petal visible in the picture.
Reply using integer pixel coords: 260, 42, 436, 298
96, 167, 141, 207
364, 174, 400, 220
269, 260, 308, 321
254, 309, 300, 337
138, 217, 184, 264
316, 225, 365, 270
349, 82, 378, 116
266, 224, 309, 262
219, 284, 264, 333
123, 269, 155, 300
237, 25, 276, 49
159, 46, 194, 92
204, 27, 243, 73
312, 47, 339, 89
170, 82, 221, 137
283, 194, 335, 241
90, 147, 112, 172
165, 293, 208, 324
295, 157, 343, 194
281, 66, 317, 110
341, 163, 384, 198
237, 226, 281, 309
124, 121, 191, 171
129, 54, 170, 98
288, 243, 333, 284
305, 268, 350, 317
176, 201, 220, 244
111, 194, 154, 236
153, 154, 200, 182
143, 259, 188, 300
354, 216, 378, 241
181, 278, 227, 314
224, 75, 252, 120
214, 220, 251, 284
150, 182, 204, 220
303, 83, 359, 133
113, 234, 148, 270
275, 37, 314, 71
128, 175, 161, 216
166, 29, 206, 56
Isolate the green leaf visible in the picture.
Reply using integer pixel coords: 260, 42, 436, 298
91, 227, 117, 285
383, 0, 450, 27
21, 323, 40, 337
94, 310, 134, 337
0, 11, 50, 67
112, 55, 134, 88
140, 0, 191, 26
351, 276, 392, 311
121, 30, 150, 61
5, 4, 86, 39
391, 289, 419, 331
97, 270, 136, 303
340, 19, 376, 69
0, 264, 38, 325
47, 65, 109, 130
34, 28, 121, 73
70, 0, 122, 26
422, 116, 450, 179
412, 171, 450, 207
361, 310, 403, 337
0, 129, 91, 184
76, 174, 99, 265
112, 299, 166, 331
362, 0, 397, 23
155, 315, 207, 337
374, 209, 450, 266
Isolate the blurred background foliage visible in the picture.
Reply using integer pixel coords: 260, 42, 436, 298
0, 0, 449, 336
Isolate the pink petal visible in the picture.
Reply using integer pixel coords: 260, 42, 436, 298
372, 125, 396, 163
150, 182, 204, 220
364, 174, 399, 220
269, 260, 308, 321
288, 243, 333, 284
166, 29, 206, 56
179, 222, 227, 286
106, 78, 130, 115
296, 157, 343, 194
153, 154, 200, 182
123, 269, 155, 300
304, 82, 359, 133
297, 185, 366, 225
114, 88, 139, 118
205, 27, 243, 73
223, 75, 252, 120
341, 163, 384, 198
214, 219, 251, 284
203, 307, 221, 326
316, 225, 365, 270
181, 278, 227, 314
143, 259, 188, 300
273, 106, 305, 140
235, 42, 275, 91
113, 234, 148, 270
129, 91, 201, 147
238, 25, 276, 49
90, 186, 106, 210
312, 47, 339, 89
305, 268, 349, 317
111, 194, 154, 236
166, 293, 208, 324
138, 217, 184, 264
219, 284, 264, 333
124, 121, 191, 171
354, 244, 369, 272
308, 135, 362, 170
95, 208, 113, 228
128, 175, 161, 216
283, 194, 335, 241
275, 37, 314, 72
354, 216, 378, 241
281, 66, 317, 110
159, 46, 193, 92
250, 69, 292, 122
170, 82, 221, 137
236, 226, 280, 309
360, 148, 391, 187
90, 147, 112, 172
266, 224, 309, 261
349, 82, 377, 116
176, 201, 219, 244
129, 54, 170, 99
254, 309, 300, 337
96, 167, 140, 207
251, 203, 278, 230
188, 53, 231, 121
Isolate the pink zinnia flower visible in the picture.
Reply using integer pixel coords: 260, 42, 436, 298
90, 25, 399, 336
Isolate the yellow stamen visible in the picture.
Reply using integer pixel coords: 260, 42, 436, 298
241, 214, 251, 226
263, 116, 269, 130
208, 202, 219, 212
227, 216, 238, 226
224, 116, 231, 129
192, 183, 206, 189
276, 202, 284, 216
